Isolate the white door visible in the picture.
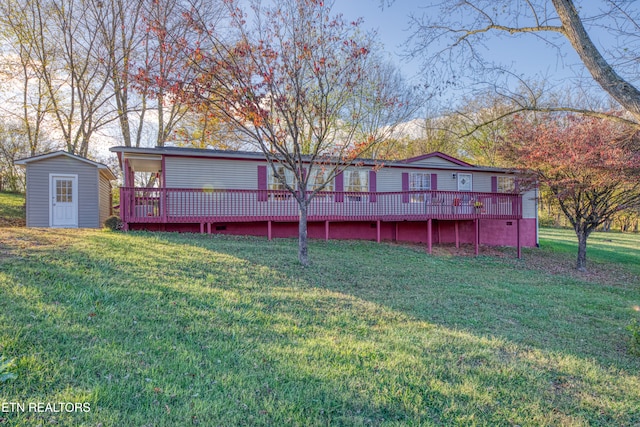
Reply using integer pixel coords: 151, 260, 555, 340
50, 175, 78, 227
457, 173, 472, 192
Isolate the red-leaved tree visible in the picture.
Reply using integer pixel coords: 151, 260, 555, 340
506, 114, 640, 271
170, 0, 418, 265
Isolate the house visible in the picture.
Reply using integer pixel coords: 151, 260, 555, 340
16, 151, 116, 228
109, 146, 538, 255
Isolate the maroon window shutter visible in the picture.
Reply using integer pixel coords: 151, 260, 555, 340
402, 172, 409, 203
430, 173, 438, 190
369, 170, 377, 202
335, 172, 344, 202
257, 165, 268, 201
491, 176, 498, 193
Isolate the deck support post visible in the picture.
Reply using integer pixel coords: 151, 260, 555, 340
200, 222, 205, 234
517, 219, 521, 259
325, 221, 330, 241
267, 220, 272, 241
427, 219, 432, 254
376, 220, 381, 243
394, 222, 399, 242
474, 219, 479, 256
207, 223, 211, 234
455, 221, 459, 249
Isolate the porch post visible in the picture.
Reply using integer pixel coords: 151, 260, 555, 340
455, 221, 459, 249
474, 219, 479, 256
376, 220, 381, 243
121, 187, 129, 230
207, 223, 211, 234
268, 220, 272, 241
325, 221, 330, 241
124, 159, 130, 187
517, 219, 522, 259
161, 188, 167, 223
161, 157, 167, 223
427, 219, 432, 254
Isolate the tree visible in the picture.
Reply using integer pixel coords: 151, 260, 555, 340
173, 105, 243, 150
407, 0, 640, 131
369, 115, 461, 161
45, 0, 118, 157
506, 113, 640, 271
91, 0, 145, 148
0, 120, 52, 192
0, 0, 117, 157
0, 0, 56, 157
132, 0, 225, 147
174, 0, 418, 265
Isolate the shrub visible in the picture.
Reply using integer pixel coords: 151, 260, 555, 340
104, 215, 123, 231
628, 319, 640, 356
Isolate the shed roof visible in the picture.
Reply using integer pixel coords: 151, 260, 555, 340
15, 151, 117, 180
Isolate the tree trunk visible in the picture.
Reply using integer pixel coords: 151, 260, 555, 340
552, 0, 640, 123
298, 202, 309, 266
575, 228, 589, 272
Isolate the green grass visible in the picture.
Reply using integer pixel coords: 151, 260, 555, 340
0, 192, 25, 222
540, 227, 640, 275
0, 228, 639, 426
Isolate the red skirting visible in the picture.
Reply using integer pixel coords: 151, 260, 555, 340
128, 218, 538, 248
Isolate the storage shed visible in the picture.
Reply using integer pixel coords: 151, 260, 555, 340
15, 151, 116, 228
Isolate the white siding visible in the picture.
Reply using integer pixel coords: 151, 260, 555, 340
163, 156, 537, 219
165, 156, 262, 189
522, 189, 538, 219
375, 169, 397, 192
376, 168, 495, 193
472, 172, 493, 193
405, 157, 462, 167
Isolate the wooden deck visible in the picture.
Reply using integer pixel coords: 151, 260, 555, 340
120, 187, 522, 224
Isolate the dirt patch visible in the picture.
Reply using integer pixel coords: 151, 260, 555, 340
518, 247, 638, 287
0, 228, 74, 260
0, 217, 26, 227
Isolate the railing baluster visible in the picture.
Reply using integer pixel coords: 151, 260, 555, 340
121, 187, 522, 224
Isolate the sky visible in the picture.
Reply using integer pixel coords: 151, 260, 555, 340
332, 2, 423, 80
331, 1, 616, 111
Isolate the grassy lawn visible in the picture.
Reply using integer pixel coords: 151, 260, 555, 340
0, 227, 638, 426
0, 193, 25, 227
540, 227, 640, 276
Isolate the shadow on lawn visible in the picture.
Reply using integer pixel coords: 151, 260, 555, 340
0, 230, 450, 425
1, 229, 639, 425
149, 232, 640, 367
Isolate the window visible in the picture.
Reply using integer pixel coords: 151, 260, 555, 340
344, 170, 368, 201
310, 169, 334, 192
497, 176, 516, 193
56, 180, 73, 203
311, 169, 333, 201
269, 166, 294, 200
268, 166, 294, 190
409, 173, 431, 202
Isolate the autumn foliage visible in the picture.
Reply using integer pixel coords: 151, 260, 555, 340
506, 113, 640, 270
164, 0, 416, 265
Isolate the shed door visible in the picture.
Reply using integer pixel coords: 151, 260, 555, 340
50, 174, 78, 227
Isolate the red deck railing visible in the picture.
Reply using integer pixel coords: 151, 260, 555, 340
119, 187, 522, 224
